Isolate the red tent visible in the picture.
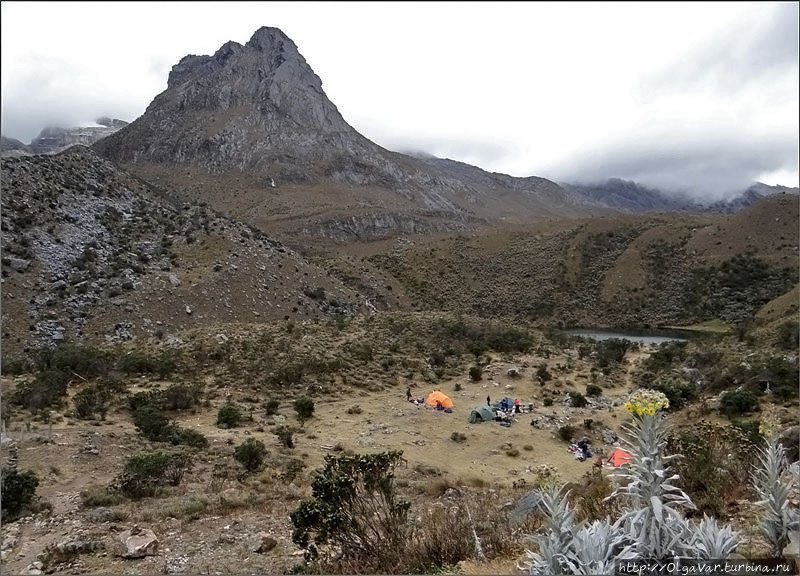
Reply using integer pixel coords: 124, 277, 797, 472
607, 448, 632, 467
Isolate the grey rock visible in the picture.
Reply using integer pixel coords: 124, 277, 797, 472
88, 507, 115, 523
113, 526, 159, 558
8, 257, 31, 272
252, 532, 278, 553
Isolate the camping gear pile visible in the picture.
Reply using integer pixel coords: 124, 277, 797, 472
569, 438, 593, 461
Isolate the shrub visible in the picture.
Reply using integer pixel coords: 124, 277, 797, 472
543, 397, 554, 407
42, 344, 109, 377
506, 448, 520, 457
536, 364, 552, 384
294, 396, 315, 427
216, 403, 243, 428
73, 384, 112, 420
585, 384, 602, 397
172, 427, 209, 449
569, 391, 587, 408
346, 405, 363, 415
162, 383, 201, 410
264, 398, 280, 416
115, 451, 191, 498
667, 422, 754, 518
2, 355, 32, 375
468, 366, 482, 381
13, 370, 71, 410
234, 438, 267, 472
1, 467, 39, 521
649, 376, 696, 410
117, 350, 177, 378
558, 425, 576, 442
133, 404, 171, 440
776, 320, 799, 351
450, 432, 467, 443
643, 341, 687, 373
290, 451, 410, 569
275, 425, 295, 448
595, 338, 631, 368
454, 382, 462, 392
720, 388, 759, 417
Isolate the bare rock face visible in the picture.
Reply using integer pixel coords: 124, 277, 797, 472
114, 525, 159, 558
94, 27, 383, 186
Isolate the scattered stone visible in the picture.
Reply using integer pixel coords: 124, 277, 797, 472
252, 532, 278, 553
185, 305, 192, 315
443, 488, 462, 500
88, 507, 115, 523
601, 428, 618, 444
113, 525, 159, 558
8, 257, 31, 272
23, 561, 43, 575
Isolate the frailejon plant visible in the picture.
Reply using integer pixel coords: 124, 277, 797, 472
610, 390, 699, 560
753, 406, 800, 558
520, 389, 741, 575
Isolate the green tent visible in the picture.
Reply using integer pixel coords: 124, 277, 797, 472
468, 405, 496, 423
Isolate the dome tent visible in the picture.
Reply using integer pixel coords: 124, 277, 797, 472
425, 390, 454, 409
468, 405, 495, 423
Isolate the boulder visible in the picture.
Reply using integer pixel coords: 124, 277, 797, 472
7, 258, 31, 272
88, 507, 115, 523
252, 532, 278, 553
114, 525, 159, 558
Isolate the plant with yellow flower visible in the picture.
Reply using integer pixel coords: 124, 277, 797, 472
623, 388, 670, 417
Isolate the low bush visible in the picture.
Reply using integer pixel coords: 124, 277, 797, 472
569, 391, 587, 408
115, 451, 192, 499
346, 405, 363, 415
162, 383, 202, 410
264, 398, 280, 416
1, 467, 39, 521
13, 370, 71, 410
649, 376, 696, 410
216, 403, 243, 428
585, 384, 602, 397
234, 438, 267, 472
450, 432, 467, 443
558, 425, 576, 442
73, 384, 112, 420
2, 355, 32, 375
720, 388, 759, 417
275, 425, 295, 448
294, 396, 315, 427
468, 366, 482, 381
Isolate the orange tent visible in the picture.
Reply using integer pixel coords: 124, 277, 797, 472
607, 448, 632, 467
425, 390, 454, 409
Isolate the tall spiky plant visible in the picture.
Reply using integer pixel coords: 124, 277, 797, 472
519, 485, 576, 575
753, 409, 800, 558
519, 486, 626, 575
610, 389, 698, 560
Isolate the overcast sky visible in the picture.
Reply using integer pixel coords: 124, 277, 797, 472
1, 1, 798, 200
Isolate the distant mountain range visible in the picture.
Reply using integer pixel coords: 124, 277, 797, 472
561, 178, 799, 215
1, 117, 128, 156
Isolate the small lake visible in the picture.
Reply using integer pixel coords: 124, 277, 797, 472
560, 328, 693, 346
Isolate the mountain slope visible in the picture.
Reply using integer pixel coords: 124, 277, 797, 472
0, 146, 366, 354
93, 27, 596, 246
